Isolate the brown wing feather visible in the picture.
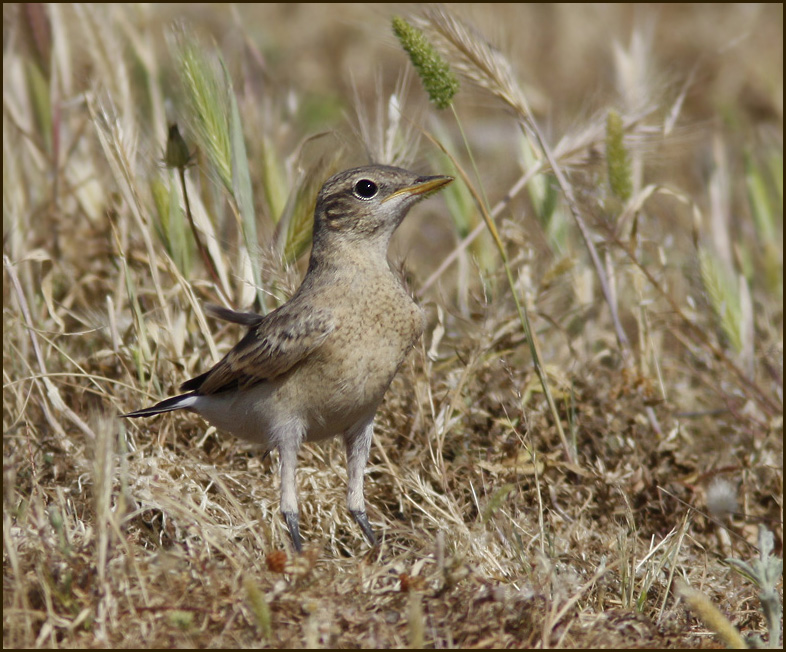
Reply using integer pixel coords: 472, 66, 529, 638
184, 303, 334, 395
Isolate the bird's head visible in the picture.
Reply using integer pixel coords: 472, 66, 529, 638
312, 165, 452, 255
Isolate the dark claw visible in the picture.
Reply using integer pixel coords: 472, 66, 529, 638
283, 511, 303, 553
350, 510, 377, 546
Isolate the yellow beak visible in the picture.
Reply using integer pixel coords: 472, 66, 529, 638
383, 175, 453, 203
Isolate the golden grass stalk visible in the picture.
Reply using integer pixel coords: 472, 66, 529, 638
429, 122, 497, 310
418, 6, 632, 358
444, 150, 576, 465
166, 123, 228, 294
418, 107, 652, 295
396, 13, 575, 461
416, 7, 528, 119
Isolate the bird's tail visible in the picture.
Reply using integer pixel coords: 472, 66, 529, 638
204, 303, 263, 326
121, 393, 198, 418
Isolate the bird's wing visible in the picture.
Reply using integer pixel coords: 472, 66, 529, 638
181, 303, 335, 395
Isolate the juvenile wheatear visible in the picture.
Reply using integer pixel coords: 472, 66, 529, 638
123, 165, 452, 552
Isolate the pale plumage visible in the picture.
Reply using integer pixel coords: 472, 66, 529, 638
123, 165, 452, 551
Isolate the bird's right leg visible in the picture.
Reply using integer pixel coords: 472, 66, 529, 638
278, 438, 302, 553
344, 417, 377, 546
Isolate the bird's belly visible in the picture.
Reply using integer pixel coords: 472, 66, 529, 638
193, 372, 381, 447
287, 350, 402, 440
193, 385, 282, 445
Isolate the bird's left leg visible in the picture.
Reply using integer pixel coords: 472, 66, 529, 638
343, 416, 377, 546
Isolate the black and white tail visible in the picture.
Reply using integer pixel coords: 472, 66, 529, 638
122, 393, 198, 418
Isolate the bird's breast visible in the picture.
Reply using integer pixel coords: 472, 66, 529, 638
292, 277, 423, 438
341, 285, 420, 378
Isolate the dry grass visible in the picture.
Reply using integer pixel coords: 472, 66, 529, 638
3, 4, 782, 648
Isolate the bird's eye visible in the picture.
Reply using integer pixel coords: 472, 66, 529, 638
353, 179, 378, 199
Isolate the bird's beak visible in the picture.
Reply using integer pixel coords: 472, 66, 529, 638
383, 175, 453, 203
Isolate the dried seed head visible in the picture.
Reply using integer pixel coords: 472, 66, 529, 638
266, 549, 288, 573
706, 478, 738, 520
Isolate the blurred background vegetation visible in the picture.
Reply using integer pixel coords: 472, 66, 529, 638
3, 4, 782, 648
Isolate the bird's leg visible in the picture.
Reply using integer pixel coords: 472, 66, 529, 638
278, 439, 302, 552
344, 418, 377, 546
283, 511, 302, 553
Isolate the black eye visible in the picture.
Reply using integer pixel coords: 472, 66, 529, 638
353, 179, 378, 199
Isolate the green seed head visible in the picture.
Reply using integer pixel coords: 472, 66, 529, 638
606, 109, 633, 201
392, 16, 459, 110
164, 123, 192, 170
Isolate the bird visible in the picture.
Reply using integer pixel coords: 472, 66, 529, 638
123, 164, 453, 552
